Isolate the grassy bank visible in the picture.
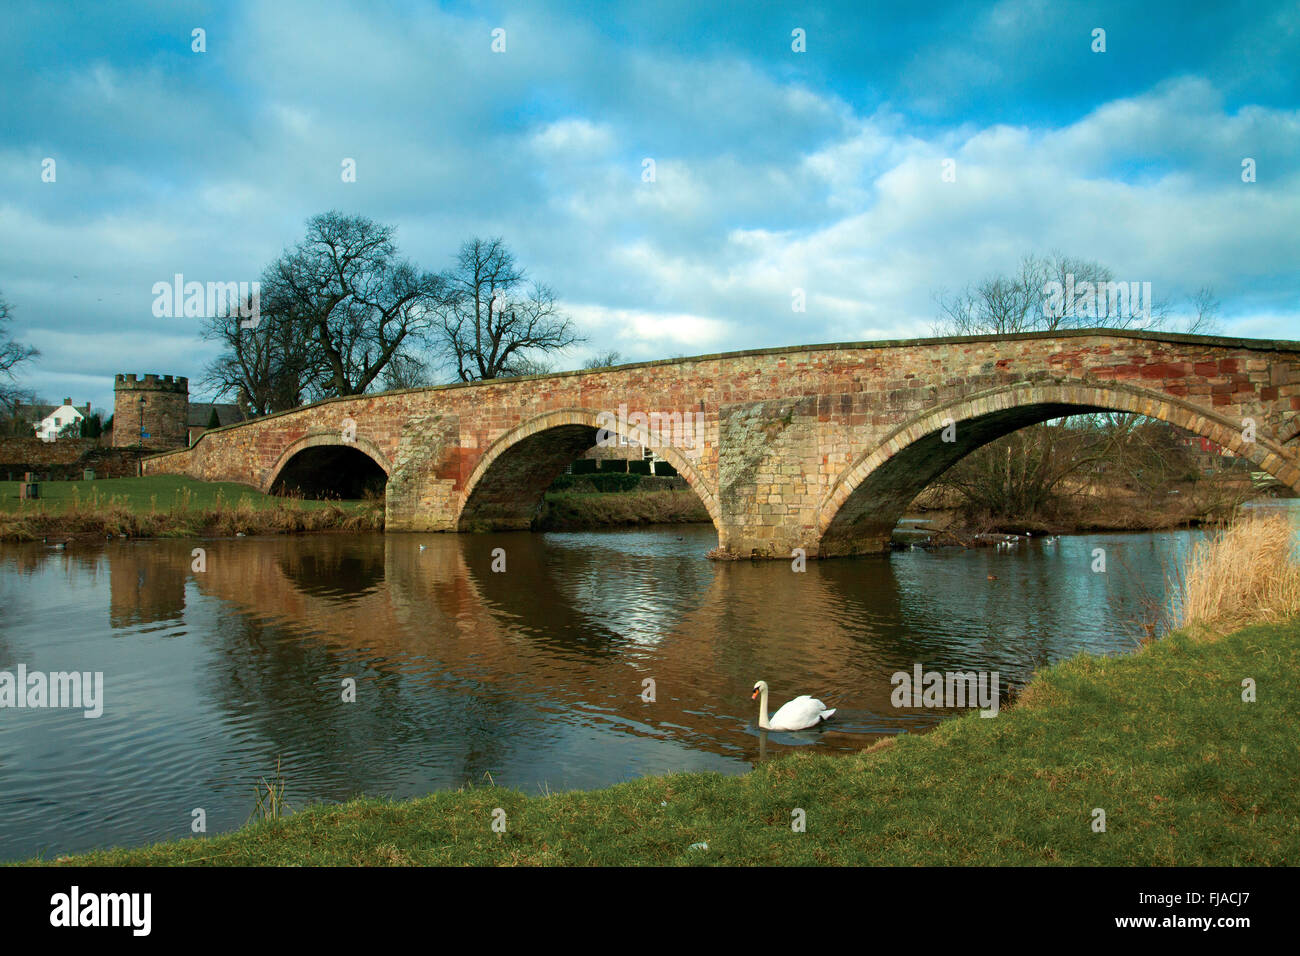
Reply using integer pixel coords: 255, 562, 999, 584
0, 476, 381, 541
27, 516, 1300, 866
537, 489, 709, 529
535, 472, 711, 529
0, 474, 706, 539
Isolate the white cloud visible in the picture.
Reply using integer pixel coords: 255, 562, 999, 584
530, 118, 616, 156
3, 0, 1297, 414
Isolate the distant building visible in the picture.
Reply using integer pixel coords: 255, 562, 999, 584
17, 398, 92, 441
1175, 427, 1248, 473
187, 402, 246, 446
111, 374, 247, 449
1182, 434, 1226, 456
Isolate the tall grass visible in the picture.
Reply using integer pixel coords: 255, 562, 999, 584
1174, 513, 1300, 631
249, 757, 288, 822
0, 494, 384, 541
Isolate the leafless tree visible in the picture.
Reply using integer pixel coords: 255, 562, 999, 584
200, 213, 449, 409
268, 212, 451, 397
582, 349, 623, 370
935, 252, 1173, 336
929, 254, 1203, 521
0, 293, 39, 416
379, 351, 438, 391
1183, 286, 1222, 335
433, 238, 583, 381
201, 292, 321, 415
497, 356, 555, 378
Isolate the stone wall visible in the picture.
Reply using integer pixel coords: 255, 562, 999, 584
0, 438, 147, 480
0, 437, 96, 471
112, 374, 189, 449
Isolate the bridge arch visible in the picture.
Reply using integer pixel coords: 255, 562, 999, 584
456, 408, 721, 533
265, 432, 392, 499
817, 380, 1298, 557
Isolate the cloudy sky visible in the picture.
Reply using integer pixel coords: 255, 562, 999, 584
2, 0, 1297, 412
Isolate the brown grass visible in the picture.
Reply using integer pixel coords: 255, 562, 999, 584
0, 495, 384, 541
1174, 513, 1300, 632
536, 490, 708, 530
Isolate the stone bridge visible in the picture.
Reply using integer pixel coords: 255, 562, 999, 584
143, 330, 1300, 557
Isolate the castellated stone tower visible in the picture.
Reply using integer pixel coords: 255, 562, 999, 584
112, 374, 189, 448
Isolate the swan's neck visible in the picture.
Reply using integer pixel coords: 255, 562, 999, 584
758, 687, 771, 729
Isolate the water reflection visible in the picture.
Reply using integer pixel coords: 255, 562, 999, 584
0, 502, 1295, 860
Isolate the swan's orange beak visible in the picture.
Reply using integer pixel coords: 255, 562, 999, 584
751, 689, 759, 699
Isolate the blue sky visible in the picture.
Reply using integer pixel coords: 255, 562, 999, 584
1, 0, 1297, 412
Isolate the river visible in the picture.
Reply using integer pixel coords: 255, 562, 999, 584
1, 500, 1295, 861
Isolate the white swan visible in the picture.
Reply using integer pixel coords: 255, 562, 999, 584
751, 680, 836, 731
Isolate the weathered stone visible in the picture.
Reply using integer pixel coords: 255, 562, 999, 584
141, 330, 1300, 557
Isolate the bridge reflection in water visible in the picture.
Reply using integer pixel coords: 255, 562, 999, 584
0, 519, 1230, 860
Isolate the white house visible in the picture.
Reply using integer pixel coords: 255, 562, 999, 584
31, 398, 90, 441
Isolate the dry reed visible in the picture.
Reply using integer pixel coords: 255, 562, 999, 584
1174, 512, 1300, 631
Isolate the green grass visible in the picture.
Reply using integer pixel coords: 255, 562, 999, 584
0, 475, 350, 515
27, 620, 1298, 866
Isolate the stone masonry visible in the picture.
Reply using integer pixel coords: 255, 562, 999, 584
141, 330, 1300, 557
112, 374, 189, 449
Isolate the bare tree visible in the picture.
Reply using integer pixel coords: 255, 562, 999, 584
0, 293, 39, 416
934, 256, 1045, 335
934, 252, 1167, 336
928, 253, 1198, 522
582, 349, 623, 370
1183, 286, 1222, 335
497, 356, 555, 378
434, 237, 583, 381
379, 351, 438, 391
201, 292, 321, 415
268, 212, 450, 397
200, 213, 449, 409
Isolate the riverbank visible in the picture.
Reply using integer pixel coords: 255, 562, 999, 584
0, 474, 707, 541
535, 473, 709, 528
902, 478, 1279, 545
23, 616, 1295, 866
537, 489, 709, 529
0, 476, 381, 541
1, 473, 1282, 543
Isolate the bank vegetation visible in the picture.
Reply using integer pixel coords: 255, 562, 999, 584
0, 476, 382, 541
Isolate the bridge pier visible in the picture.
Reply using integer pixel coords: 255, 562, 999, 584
716, 522, 892, 560
385, 412, 461, 532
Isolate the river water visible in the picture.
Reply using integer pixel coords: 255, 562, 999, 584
1, 501, 1296, 861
